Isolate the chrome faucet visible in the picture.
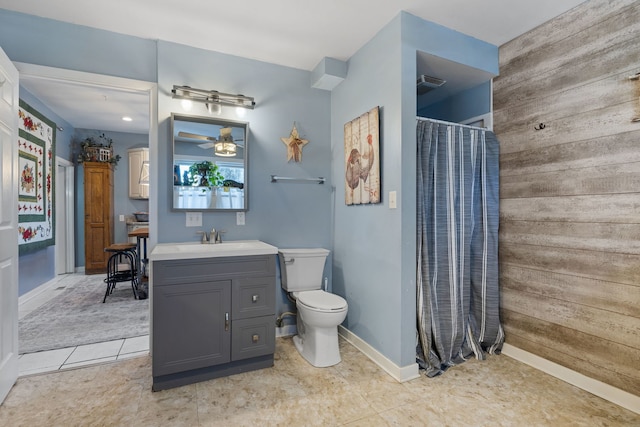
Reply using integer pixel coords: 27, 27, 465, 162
196, 230, 209, 244
197, 229, 225, 244
212, 228, 226, 243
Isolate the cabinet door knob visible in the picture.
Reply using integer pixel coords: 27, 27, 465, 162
224, 312, 229, 331
252, 334, 260, 343
252, 294, 259, 303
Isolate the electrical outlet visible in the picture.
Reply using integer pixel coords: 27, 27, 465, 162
186, 212, 202, 227
237, 212, 245, 225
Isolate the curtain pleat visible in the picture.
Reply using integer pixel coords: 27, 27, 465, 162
417, 119, 504, 377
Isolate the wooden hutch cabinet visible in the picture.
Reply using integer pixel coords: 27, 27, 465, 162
84, 162, 114, 274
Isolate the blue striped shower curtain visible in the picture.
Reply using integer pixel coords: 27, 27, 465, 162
416, 119, 504, 377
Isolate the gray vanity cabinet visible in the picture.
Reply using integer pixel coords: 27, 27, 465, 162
151, 254, 276, 391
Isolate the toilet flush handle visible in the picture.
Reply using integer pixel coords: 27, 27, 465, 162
283, 258, 295, 265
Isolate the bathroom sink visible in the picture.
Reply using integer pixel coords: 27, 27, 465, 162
150, 240, 278, 261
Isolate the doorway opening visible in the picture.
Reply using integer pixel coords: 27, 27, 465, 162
14, 63, 157, 375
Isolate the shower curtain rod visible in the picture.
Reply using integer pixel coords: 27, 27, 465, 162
416, 116, 488, 132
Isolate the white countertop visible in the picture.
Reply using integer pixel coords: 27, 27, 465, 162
149, 240, 278, 261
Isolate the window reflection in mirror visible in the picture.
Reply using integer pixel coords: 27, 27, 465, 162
171, 113, 248, 211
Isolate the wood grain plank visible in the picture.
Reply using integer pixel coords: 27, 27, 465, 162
499, 221, 640, 255
500, 263, 640, 317
496, 0, 640, 398
500, 194, 640, 224
502, 310, 640, 395
499, 0, 637, 65
498, 101, 638, 155
499, 243, 640, 287
495, 36, 640, 112
494, 68, 638, 135
501, 288, 640, 349
500, 131, 640, 176
496, 3, 640, 94
500, 162, 640, 198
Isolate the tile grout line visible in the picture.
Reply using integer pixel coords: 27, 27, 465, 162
60, 345, 79, 370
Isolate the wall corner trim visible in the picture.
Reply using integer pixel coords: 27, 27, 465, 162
502, 343, 640, 415
338, 325, 420, 383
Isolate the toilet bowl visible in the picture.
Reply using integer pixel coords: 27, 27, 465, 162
293, 290, 348, 367
279, 249, 348, 367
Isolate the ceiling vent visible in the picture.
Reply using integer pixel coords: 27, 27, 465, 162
417, 75, 446, 95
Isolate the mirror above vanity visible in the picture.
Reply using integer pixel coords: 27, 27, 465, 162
171, 113, 248, 211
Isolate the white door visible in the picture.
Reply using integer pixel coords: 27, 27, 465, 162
55, 158, 75, 275
0, 47, 19, 404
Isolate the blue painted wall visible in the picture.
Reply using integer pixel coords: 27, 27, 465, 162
418, 81, 492, 122
1, 9, 498, 368
331, 14, 406, 365
0, 8, 156, 83
156, 41, 332, 319
331, 11, 497, 368
18, 87, 74, 296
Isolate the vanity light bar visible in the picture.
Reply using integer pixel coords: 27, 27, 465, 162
171, 85, 255, 109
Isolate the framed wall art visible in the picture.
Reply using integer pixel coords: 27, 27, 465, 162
344, 106, 380, 205
18, 100, 56, 254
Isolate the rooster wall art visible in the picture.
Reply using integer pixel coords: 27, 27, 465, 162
344, 106, 380, 205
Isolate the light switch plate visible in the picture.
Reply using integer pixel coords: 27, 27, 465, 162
119, 214, 125, 222
237, 212, 245, 225
389, 191, 397, 209
186, 212, 202, 227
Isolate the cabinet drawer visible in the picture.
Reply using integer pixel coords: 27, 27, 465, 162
154, 255, 275, 285
231, 315, 275, 361
232, 276, 275, 320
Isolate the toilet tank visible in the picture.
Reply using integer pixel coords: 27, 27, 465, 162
279, 248, 329, 292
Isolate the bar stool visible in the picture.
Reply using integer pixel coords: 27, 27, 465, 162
103, 243, 138, 303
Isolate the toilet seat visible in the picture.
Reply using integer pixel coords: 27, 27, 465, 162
295, 290, 347, 311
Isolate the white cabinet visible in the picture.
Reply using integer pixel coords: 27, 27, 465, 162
128, 148, 149, 199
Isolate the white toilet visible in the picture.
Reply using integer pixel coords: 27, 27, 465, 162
279, 248, 348, 367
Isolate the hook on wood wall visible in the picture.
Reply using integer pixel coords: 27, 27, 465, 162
534, 123, 546, 131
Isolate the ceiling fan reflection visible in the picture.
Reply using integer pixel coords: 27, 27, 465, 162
178, 127, 243, 157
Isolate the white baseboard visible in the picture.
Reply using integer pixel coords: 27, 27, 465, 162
338, 325, 420, 383
75, 266, 85, 273
18, 275, 62, 306
502, 343, 640, 415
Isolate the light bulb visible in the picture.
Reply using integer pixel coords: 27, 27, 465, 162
236, 107, 246, 118
181, 99, 193, 111
207, 103, 222, 115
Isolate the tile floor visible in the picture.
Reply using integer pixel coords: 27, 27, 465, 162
18, 335, 149, 376
8, 274, 639, 425
17, 273, 150, 377
1, 336, 639, 426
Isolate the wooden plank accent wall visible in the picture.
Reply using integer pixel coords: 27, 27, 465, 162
494, 0, 640, 396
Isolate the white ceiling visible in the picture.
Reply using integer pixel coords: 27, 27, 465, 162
2, 0, 586, 134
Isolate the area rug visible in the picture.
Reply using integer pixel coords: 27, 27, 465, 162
19, 273, 149, 354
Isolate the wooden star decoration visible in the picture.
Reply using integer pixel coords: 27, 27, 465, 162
281, 123, 309, 162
